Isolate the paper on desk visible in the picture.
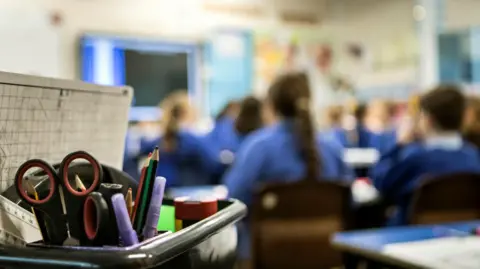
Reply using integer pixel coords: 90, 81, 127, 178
0, 195, 41, 246
383, 236, 480, 269
343, 148, 379, 167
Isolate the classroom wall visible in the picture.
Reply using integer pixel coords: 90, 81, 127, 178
324, 0, 480, 97
3, 0, 480, 99
0, 0, 328, 80
326, 0, 417, 92
446, 0, 480, 30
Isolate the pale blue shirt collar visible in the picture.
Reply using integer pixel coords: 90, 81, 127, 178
424, 133, 463, 150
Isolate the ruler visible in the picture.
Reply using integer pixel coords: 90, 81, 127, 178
0, 195, 41, 246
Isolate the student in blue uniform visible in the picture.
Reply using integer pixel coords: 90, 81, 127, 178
140, 92, 222, 187
205, 100, 240, 152
223, 72, 353, 261
369, 129, 397, 156
371, 85, 480, 226
366, 100, 398, 155
326, 103, 378, 177
210, 96, 263, 184
331, 103, 375, 149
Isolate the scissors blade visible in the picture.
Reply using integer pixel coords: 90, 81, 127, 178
58, 185, 79, 246
58, 186, 67, 215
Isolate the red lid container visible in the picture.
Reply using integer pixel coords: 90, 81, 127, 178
174, 196, 218, 220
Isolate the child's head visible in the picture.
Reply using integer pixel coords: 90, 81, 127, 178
235, 96, 263, 136
365, 99, 391, 131
216, 100, 240, 121
354, 103, 367, 125
268, 72, 311, 118
160, 91, 196, 150
418, 84, 466, 136
326, 105, 343, 128
160, 91, 196, 128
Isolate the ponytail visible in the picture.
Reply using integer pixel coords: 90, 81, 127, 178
294, 97, 321, 180
269, 72, 322, 181
160, 91, 191, 151
163, 104, 182, 151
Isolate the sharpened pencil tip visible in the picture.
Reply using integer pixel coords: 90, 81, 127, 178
152, 147, 159, 161
75, 174, 86, 191
25, 180, 36, 195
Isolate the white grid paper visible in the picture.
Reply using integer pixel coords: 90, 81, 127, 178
0, 72, 132, 193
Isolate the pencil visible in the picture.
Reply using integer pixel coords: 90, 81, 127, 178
141, 147, 160, 229
26, 180, 49, 242
75, 174, 86, 192
126, 188, 133, 219
25, 180, 39, 200
135, 147, 158, 232
132, 153, 151, 224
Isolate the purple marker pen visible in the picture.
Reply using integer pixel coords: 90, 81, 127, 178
142, 177, 166, 239
111, 193, 139, 246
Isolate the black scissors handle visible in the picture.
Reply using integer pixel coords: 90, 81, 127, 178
59, 151, 103, 196
15, 159, 60, 206
14, 159, 68, 245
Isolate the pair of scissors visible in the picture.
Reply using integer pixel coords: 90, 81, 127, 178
15, 151, 103, 245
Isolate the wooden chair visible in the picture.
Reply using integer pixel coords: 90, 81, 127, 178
408, 173, 480, 225
251, 179, 351, 269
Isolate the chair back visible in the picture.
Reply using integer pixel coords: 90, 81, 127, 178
252, 179, 351, 269
409, 173, 480, 225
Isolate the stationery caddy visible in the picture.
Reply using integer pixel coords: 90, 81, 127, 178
1, 163, 247, 269
0, 198, 245, 269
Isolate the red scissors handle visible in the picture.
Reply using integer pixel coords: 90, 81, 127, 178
15, 160, 58, 205
59, 151, 103, 196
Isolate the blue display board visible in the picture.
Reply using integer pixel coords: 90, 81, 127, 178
203, 30, 253, 116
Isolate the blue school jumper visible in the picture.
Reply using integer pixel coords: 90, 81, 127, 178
330, 125, 375, 149
371, 135, 480, 226
328, 125, 383, 177
370, 129, 398, 155
140, 130, 223, 187
206, 116, 240, 152
223, 120, 354, 259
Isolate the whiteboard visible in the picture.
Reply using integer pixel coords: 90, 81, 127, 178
0, 7, 60, 78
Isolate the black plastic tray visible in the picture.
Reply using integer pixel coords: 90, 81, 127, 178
0, 198, 247, 269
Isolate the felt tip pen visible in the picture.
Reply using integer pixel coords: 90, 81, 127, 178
142, 177, 166, 239
111, 193, 139, 246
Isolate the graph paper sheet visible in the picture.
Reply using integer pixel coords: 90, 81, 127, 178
0, 71, 132, 246
383, 236, 480, 269
0, 71, 133, 193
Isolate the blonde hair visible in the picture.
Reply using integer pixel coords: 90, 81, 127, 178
464, 96, 480, 133
326, 105, 343, 127
159, 90, 191, 150
407, 95, 420, 116
365, 99, 392, 132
